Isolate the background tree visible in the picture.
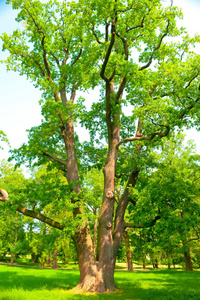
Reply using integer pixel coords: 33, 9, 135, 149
1, 0, 200, 293
130, 134, 200, 271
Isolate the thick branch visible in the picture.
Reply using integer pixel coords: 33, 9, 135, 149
40, 151, 67, 168
115, 33, 128, 61
105, 21, 110, 42
116, 77, 127, 100
0, 189, 9, 201
17, 205, 65, 230
112, 168, 140, 257
70, 84, 77, 103
0, 190, 65, 230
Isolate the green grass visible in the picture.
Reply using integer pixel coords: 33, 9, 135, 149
0, 265, 199, 300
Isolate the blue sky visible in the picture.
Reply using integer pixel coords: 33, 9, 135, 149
1, 0, 200, 162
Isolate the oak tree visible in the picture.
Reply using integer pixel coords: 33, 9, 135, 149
1, 0, 200, 292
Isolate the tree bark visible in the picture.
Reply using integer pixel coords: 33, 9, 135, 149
47, 255, 51, 265
73, 224, 116, 293
181, 236, 193, 271
142, 254, 146, 269
124, 231, 133, 271
166, 251, 171, 269
154, 258, 158, 268
184, 251, 193, 271
93, 217, 98, 256
31, 253, 35, 263
10, 254, 15, 265
52, 250, 58, 269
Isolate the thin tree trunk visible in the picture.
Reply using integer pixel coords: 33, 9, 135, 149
10, 254, 15, 265
124, 231, 133, 271
155, 258, 158, 268
142, 255, 146, 269
47, 255, 51, 265
184, 251, 193, 271
52, 250, 58, 269
31, 253, 35, 263
10, 212, 18, 265
181, 237, 193, 271
166, 251, 171, 269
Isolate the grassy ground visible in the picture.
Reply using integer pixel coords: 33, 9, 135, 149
0, 265, 199, 300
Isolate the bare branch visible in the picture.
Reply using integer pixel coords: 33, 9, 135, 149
118, 125, 170, 147
179, 96, 200, 120
185, 73, 199, 89
71, 46, 83, 66
100, 19, 116, 81
124, 215, 161, 229
126, 14, 146, 33
140, 20, 170, 71
91, 23, 103, 44
50, 52, 60, 67
187, 237, 200, 243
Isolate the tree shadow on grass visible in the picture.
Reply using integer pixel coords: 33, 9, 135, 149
0, 267, 200, 300
0, 266, 79, 291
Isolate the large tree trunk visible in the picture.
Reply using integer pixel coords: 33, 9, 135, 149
72, 223, 116, 293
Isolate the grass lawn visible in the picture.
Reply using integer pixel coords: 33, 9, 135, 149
0, 265, 199, 300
